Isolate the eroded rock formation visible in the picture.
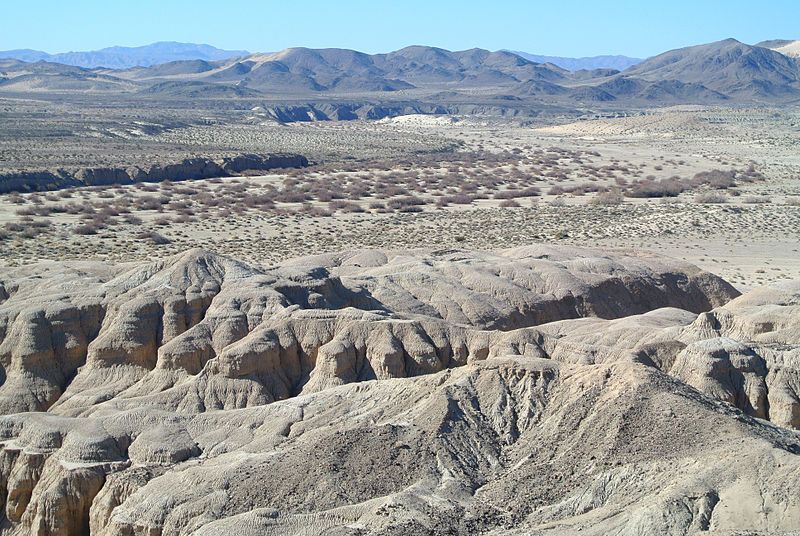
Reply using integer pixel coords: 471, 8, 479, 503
0, 153, 308, 193
0, 245, 797, 534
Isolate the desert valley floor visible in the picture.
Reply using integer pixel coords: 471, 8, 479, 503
0, 104, 798, 290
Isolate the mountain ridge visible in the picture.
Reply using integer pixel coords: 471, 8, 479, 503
623, 38, 800, 98
0, 41, 249, 69
1, 39, 798, 105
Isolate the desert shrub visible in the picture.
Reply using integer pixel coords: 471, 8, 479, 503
340, 202, 365, 213
243, 194, 275, 209
368, 201, 386, 210
20, 225, 48, 239
694, 192, 728, 204
172, 186, 200, 196
167, 200, 190, 211
387, 196, 426, 210
495, 187, 541, 199
691, 169, 737, 189
626, 177, 684, 198
316, 190, 334, 202
499, 199, 521, 208
739, 164, 766, 182
274, 191, 309, 203
450, 194, 475, 204
548, 186, 566, 195
137, 230, 171, 245
134, 183, 158, 192
195, 193, 221, 207
99, 206, 120, 218
742, 196, 771, 204
328, 200, 358, 212
74, 223, 101, 235
135, 195, 169, 211
298, 204, 332, 217
398, 205, 423, 213
15, 206, 48, 217
591, 189, 624, 205
124, 214, 143, 225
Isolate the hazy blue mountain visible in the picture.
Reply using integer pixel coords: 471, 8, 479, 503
0, 49, 51, 63
506, 51, 641, 71
0, 42, 249, 69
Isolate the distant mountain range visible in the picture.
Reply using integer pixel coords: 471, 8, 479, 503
506, 52, 641, 71
0, 41, 642, 72
0, 39, 798, 107
0, 42, 248, 69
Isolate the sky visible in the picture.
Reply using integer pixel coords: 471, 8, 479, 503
3, 0, 798, 58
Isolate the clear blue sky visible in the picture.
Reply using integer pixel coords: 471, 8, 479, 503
3, 0, 798, 57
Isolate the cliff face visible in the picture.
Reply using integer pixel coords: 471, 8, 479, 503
0, 153, 308, 193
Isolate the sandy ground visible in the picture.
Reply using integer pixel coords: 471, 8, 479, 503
1, 106, 799, 291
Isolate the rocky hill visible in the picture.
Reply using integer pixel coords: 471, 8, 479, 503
623, 38, 800, 98
0, 245, 797, 534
